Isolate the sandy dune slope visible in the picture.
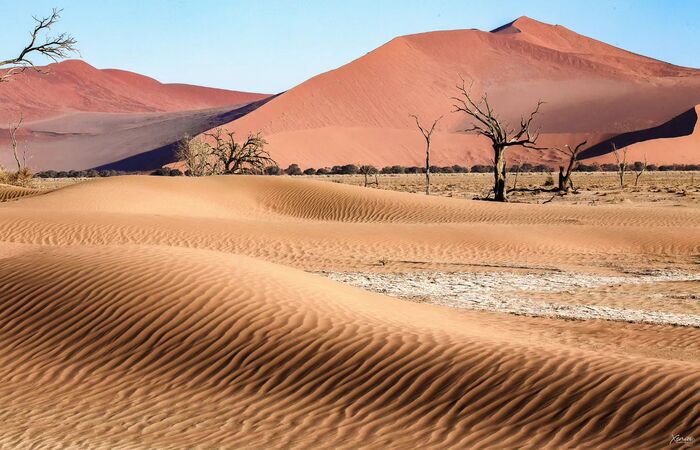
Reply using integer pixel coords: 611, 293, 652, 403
0, 185, 39, 202
0, 176, 698, 448
0, 245, 697, 449
220, 17, 700, 167
2, 176, 699, 274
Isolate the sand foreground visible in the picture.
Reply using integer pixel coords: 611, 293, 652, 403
0, 176, 698, 449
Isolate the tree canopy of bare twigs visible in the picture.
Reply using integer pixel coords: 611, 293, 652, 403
633, 156, 647, 187
555, 140, 587, 193
1, 8, 78, 83
204, 128, 275, 174
410, 114, 442, 195
176, 130, 276, 176
451, 76, 544, 201
358, 164, 379, 187
176, 136, 215, 177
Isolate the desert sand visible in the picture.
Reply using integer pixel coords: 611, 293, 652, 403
0, 175, 698, 448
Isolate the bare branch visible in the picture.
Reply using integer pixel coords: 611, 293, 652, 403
1, 8, 78, 83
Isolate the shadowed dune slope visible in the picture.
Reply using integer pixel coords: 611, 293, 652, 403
220, 17, 700, 167
583, 105, 700, 165
0, 244, 697, 449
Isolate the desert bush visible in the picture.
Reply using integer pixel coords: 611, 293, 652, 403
264, 166, 282, 175
316, 167, 331, 175
452, 165, 469, 173
285, 164, 302, 175
381, 165, 405, 174
577, 163, 600, 172
303, 168, 317, 175
328, 164, 358, 175
543, 174, 555, 186
440, 166, 454, 173
470, 164, 494, 173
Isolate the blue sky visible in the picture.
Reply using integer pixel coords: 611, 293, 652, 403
1, 1, 698, 93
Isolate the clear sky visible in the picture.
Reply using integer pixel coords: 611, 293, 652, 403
1, 1, 698, 93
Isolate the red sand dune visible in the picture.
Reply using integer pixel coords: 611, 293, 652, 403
221, 17, 700, 168
0, 60, 270, 170
0, 60, 268, 122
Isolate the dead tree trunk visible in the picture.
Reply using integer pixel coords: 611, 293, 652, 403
556, 140, 587, 193
410, 114, 442, 195
493, 145, 507, 201
452, 77, 544, 202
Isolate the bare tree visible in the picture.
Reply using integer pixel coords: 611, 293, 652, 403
612, 143, 628, 188
452, 78, 543, 201
410, 114, 442, 195
205, 128, 275, 174
633, 156, 647, 187
9, 115, 27, 172
555, 140, 587, 193
175, 136, 215, 177
358, 165, 379, 187
5, 114, 32, 186
1, 8, 78, 83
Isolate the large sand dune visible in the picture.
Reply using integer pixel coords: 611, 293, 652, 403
0, 176, 698, 447
0, 60, 271, 170
221, 17, 700, 167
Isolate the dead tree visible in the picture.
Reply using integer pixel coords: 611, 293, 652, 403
555, 140, 587, 193
612, 143, 628, 188
633, 156, 647, 187
205, 128, 275, 174
410, 114, 442, 195
8, 114, 27, 173
359, 165, 379, 187
1, 8, 78, 83
452, 78, 543, 202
